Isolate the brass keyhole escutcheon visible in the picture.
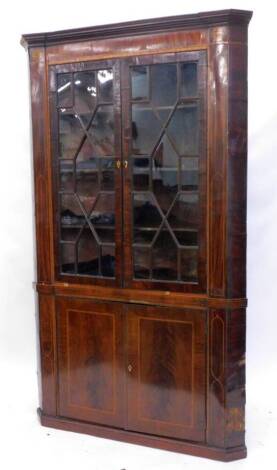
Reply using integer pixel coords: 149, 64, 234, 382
116, 160, 121, 169
124, 160, 128, 169
128, 364, 132, 373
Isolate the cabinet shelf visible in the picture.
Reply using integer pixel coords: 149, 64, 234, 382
131, 101, 199, 110
133, 242, 198, 249
61, 223, 115, 229
134, 226, 197, 232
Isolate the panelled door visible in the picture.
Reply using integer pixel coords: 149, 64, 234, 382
50, 51, 207, 293
56, 297, 125, 428
56, 298, 207, 441
126, 304, 206, 441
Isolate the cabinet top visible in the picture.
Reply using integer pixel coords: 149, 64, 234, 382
21, 9, 252, 49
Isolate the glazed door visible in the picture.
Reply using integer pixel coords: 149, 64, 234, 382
56, 298, 125, 427
122, 51, 207, 293
50, 59, 123, 286
126, 304, 206, 441
50, 52, 206, 291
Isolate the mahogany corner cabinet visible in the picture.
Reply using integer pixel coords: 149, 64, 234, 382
21, 9, 252, 462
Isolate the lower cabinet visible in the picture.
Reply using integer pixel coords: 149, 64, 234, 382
56, 297, 206, 442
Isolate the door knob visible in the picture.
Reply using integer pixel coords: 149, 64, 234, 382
128, 364, 133, 373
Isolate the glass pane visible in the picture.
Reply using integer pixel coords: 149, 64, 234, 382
101, 158, 114, 190
174, 229, 198, 247
134, 228, 156, 245
90, 193, 115, 228
85, 105, 115, 157
94, 198, 115, 242
133, 194, 162, 229
180, 63, 197, 97
181, 157, 199, 190
131, 66, 148, 101
181, 249, 198, 282
101, 245, 115, 277
60, 243, 75, 273
60, 194, 84, 226
77, 231, 99, 275
152, 231, 178, 280
74, 71, 96, 114
96, 227, 115, 244
153, 136, 178, 213
133, 157, 149, 191
132, 105, 162, 155
151, 64, 177, 106
134, 247, 150, 279
97, 69, 113, 102
59, 112, 84, 159
59, 160, 74, 192
61, 226, 83, 243
76, 158, 98, 213
72, 128, 99, 213
167, 104, 199, 155
57, 73, 72, 108
168, 193, 199, 229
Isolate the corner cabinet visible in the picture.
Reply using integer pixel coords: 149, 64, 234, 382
21, 9, 252, 462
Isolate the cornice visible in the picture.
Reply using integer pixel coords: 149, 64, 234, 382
21, 9, 253, 49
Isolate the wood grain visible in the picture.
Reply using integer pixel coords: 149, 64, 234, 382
126, 304, 206, 441
56, 297, 125, 427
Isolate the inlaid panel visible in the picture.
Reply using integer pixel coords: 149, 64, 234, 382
126, 304, 206, 441
139, 318, 193, 425
207, 308, 246, 449
57, 298, 125, 427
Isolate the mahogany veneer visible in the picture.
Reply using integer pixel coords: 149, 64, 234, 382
21, 9, 252, 461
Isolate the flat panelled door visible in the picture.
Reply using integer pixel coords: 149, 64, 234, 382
56, 298, 206, 441
56, 298, 125, 427
126, 304, 206, 441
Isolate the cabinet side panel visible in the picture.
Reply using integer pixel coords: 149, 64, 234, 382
226, 36, 248, 298
208, 40, 228, 297
207, 309, 226, 447
38, 293, 57, 415
207, 308, 246, 449
225, 308, 246, 447
29, 47, 53, 282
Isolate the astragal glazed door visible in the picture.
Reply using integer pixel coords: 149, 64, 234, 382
50, 51, 207, 293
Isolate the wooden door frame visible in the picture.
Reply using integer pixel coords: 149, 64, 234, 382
49, 58, 124, 287
121, 50, 207, 293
